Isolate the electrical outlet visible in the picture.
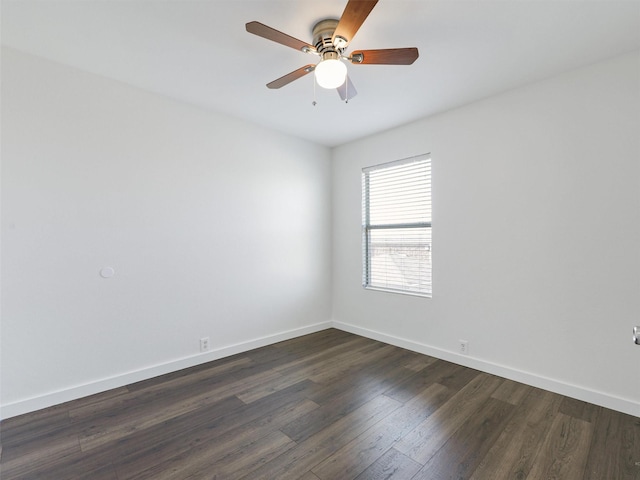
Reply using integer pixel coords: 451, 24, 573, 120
200, 337, 210, 352
459, 340, 469, 355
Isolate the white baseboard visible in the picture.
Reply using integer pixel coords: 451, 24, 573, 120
4, 320, 637, 419
333, 321, 640, 417
0, 321, 332, 420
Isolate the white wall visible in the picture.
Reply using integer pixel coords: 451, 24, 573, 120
3, 47, 639, 420
1, 48, 332, 418
332, 51, 640, 416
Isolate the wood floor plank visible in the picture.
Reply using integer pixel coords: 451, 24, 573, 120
272, 329, 357, 357
623, 414, 640, 480
186, 430, 295, 480
307, 345, 420, 407
125, 356, 253, 394
0, 410, 73, 460
307, 343, 399, 384
71, 461, 120, 480
13, 456, 121, 480
383, 359, 464, 404
491, 378, 532, 405
0, 385, 129, 471
412, 397, 515, 479
114, 381, 318, 479
273, 336, 388, 384
283, 347, 419, 443
299, 472, 322, 480
107, 395, 246, 477
68, 358, 250, 425
133, 431, 294, 480
559, 396, 599, 423
311, 382, 450, 479
125, 396, 315, 480
394, 372, 502, 464
0, 410, 73, 450
0, 430, 81, 479
78, 367, 285, 451
272, 334, 372, 376
401, 354, 439, 373
353, 447, 422, 480
6, 394, 243, 480
468, 387, 562, 480
583, 409, 640, 480
236, 336, 381, 405
235, 370, 308, 404
436, 362, 482, 391
526, 412, 594, 480
239, 394, 403, 480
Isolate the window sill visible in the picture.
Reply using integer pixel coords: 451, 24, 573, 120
363, 286, 431, 299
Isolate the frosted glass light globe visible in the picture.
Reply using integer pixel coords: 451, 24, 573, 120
315, 58, 347, 89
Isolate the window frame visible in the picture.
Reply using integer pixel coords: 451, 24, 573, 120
362, 154, 432, 298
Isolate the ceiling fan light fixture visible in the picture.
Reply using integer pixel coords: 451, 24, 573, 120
314, 56, 347, 89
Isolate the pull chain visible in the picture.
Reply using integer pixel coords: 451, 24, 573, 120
345, 74, 349, 104
312, 74, 317, 106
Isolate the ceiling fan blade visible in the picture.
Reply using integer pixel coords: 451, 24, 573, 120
332, 0, 378, 48
267, 64, 316, 89
350, 48, 419, 65
246, 21, 315, 53
337, 76, 357, 101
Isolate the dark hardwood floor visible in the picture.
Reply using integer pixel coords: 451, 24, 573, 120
1, 328, 639, 479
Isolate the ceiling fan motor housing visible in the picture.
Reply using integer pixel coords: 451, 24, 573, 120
312, 19, 344, 59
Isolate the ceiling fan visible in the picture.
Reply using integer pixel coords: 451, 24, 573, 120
245, 0, 419, 100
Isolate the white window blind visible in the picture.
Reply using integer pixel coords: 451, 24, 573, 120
362, 155, 431, 297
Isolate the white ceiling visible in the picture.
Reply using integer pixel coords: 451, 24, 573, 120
2, 0, 640, 147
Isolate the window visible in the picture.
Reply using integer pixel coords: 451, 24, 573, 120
362, 155, 431, 297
